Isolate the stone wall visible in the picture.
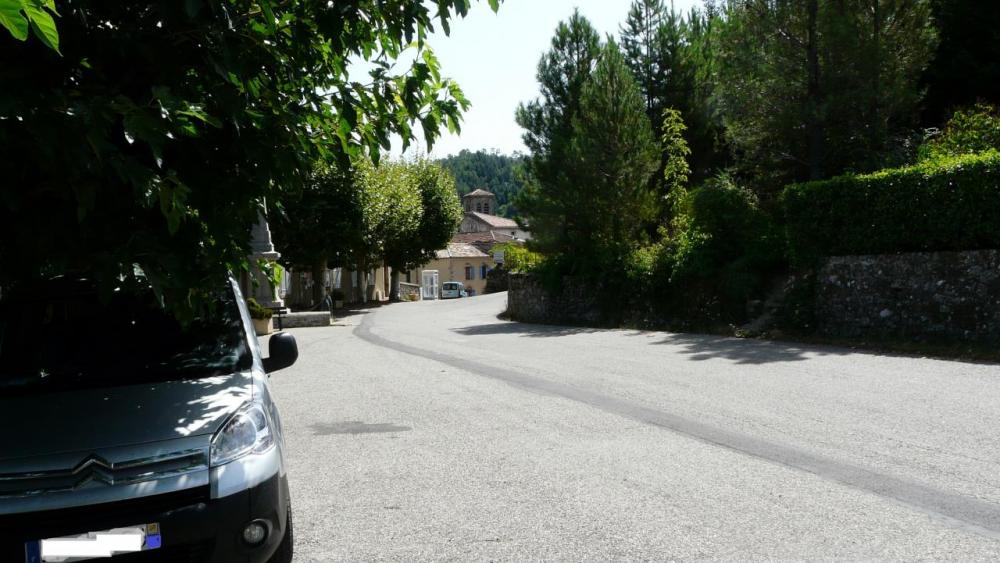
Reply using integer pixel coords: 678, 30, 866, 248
484, 267, 509, 294
507, 274, 604, 325
816, 250, 1000, 344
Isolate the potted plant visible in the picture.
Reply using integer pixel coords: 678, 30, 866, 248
330, 289, 345, 309
247, 298, 273, 335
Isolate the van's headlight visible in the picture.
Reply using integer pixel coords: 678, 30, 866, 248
210, 403, 274, 466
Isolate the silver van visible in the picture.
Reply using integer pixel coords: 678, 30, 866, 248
440, 281, 466, 299
0, 277, 297, 563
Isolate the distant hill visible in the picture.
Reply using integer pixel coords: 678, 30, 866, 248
438, 149, 526, 218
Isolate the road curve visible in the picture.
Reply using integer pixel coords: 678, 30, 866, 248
272, 292, 1000, 561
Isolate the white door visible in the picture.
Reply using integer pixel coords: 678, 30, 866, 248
421, 270, 439, 300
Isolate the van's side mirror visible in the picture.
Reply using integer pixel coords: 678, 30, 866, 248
263, 332, 298, 373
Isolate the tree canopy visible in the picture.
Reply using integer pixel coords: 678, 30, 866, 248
272, 156, 461, 304
714, 0, 936, 191
0, 0, 498, 317
269, 162, 362, 303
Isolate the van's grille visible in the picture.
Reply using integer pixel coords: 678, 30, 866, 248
0, 450, 208, 498
0, 486, 212, 559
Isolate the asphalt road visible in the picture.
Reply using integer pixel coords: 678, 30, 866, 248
266, 292, 1000, 561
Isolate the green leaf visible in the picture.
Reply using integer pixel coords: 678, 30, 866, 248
25, 2, 59, 53
0, 0, 29, 40
259, 0, 276, 33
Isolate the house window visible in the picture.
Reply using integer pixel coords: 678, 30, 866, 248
481, 264, 488, 279
483, 203, 490, 214
476, 202, 482, 213
465, 266, 474, 280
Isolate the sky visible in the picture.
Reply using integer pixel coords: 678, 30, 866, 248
374, 0, 700, 158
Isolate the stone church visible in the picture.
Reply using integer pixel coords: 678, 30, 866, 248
458, 189, 529, 240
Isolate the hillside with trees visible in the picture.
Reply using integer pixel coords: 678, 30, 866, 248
438, 149, 526, 218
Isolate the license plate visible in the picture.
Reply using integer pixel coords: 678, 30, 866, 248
24, 523, 161, 563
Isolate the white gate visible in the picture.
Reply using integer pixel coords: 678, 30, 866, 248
421, 270, 440, 300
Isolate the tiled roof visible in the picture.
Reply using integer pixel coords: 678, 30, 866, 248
451, 231, 523, 253
467, 212, 519, 229
434, 243, 490, 260
463, 188, 494, 198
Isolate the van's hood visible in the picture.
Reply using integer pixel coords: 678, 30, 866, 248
0, 372, 253, 461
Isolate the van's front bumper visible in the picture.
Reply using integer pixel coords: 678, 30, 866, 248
0, 470, 289, 563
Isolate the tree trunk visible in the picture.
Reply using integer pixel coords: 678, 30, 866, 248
310, 257, 326, 306
356, 257, 368, 303
383, 264, 390, 299
805, 0, 825, 180
871, 0, 882, 158
388, 267, 401, 301
341, 266, 354, 304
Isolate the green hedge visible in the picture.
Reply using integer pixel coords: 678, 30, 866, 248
782, 151, 1000, 266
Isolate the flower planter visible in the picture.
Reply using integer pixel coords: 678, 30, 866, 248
252, 317, 273, 336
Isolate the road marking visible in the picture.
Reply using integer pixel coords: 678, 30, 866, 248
356, 314, 1000, 541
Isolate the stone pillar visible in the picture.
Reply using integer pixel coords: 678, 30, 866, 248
248, 207, 286, 311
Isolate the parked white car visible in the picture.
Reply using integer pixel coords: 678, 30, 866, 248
440, 281, 467, 299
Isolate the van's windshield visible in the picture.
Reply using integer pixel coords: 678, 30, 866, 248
0, 279, 251, 395
443, 283, 460, 290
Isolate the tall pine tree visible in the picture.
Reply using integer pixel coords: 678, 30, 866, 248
515, 11, 602, 258
567, 40, 661, 263
620, 0, 670, 122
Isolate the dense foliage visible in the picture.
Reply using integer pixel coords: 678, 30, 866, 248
437, 149, 526, 217
664, 174, 780, 313
0, 0, 497, 317
616, 173, 780, 326
714, 0, 937, 192
245, 297, 273, 320
918, 104, 1000, 162
782, 151, 1000, 267
490, 243, 543, 274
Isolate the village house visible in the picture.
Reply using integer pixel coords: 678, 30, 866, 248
404, 242, 495, 297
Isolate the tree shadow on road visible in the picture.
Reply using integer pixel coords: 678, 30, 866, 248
453, 320, 857, 365
452, 321, 603, 338
648, 332, 854, 365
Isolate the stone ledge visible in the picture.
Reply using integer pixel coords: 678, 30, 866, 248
278, 311, 332, 328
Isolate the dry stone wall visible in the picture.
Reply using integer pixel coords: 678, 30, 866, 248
816, 250, 1000, 344
506, 274, 604, 325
